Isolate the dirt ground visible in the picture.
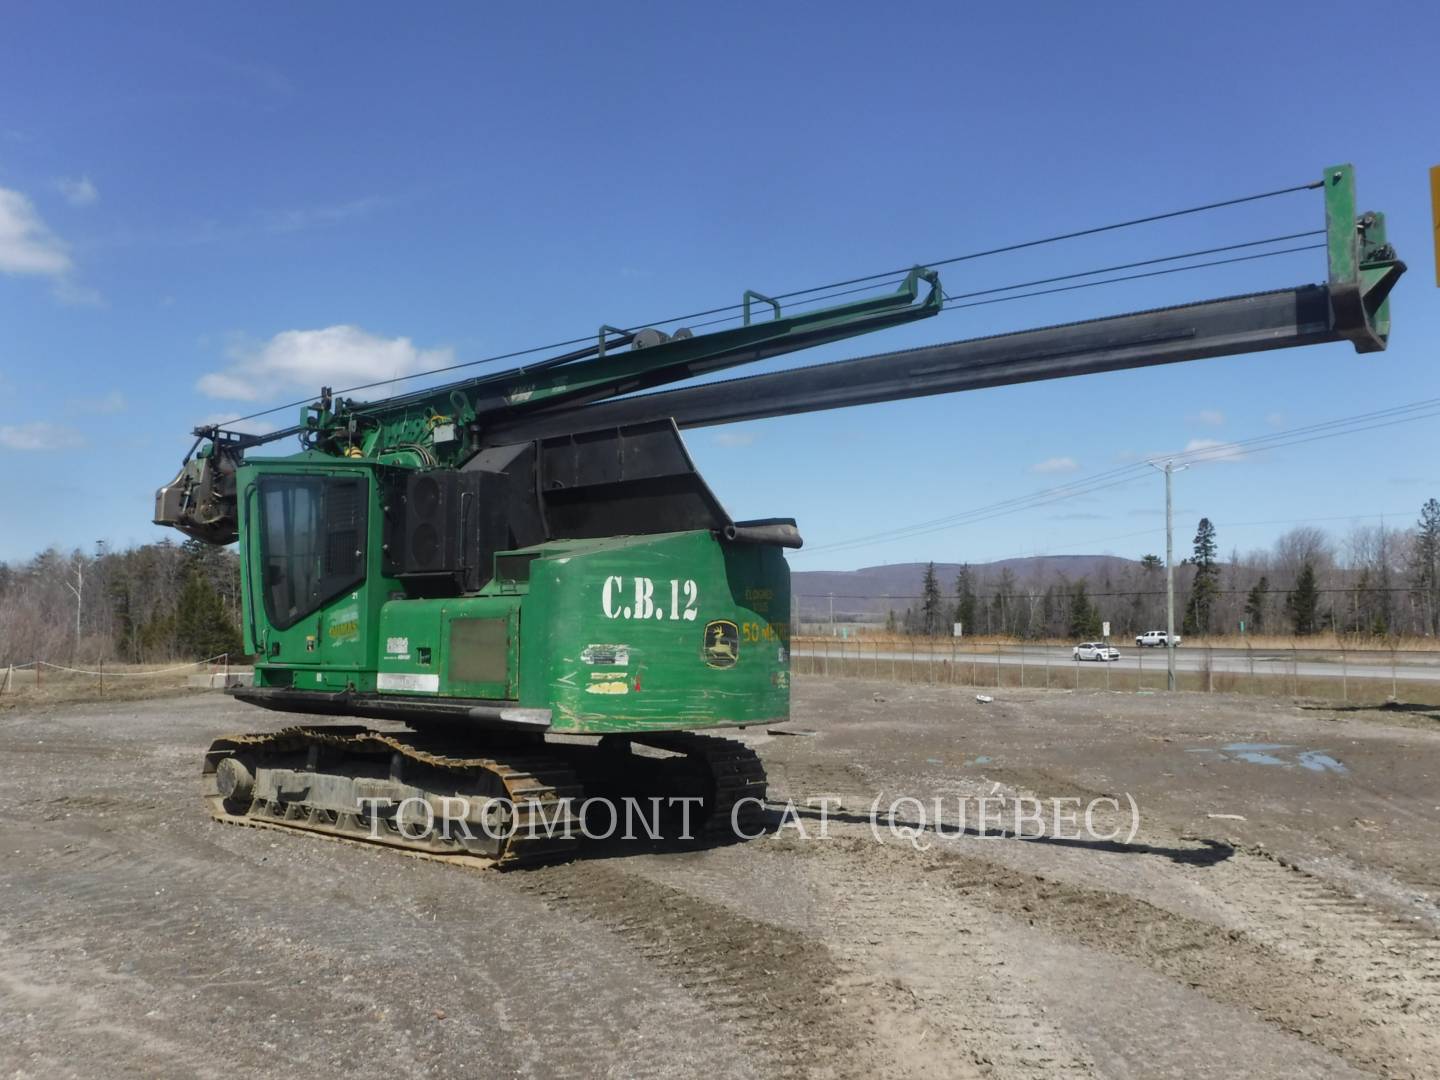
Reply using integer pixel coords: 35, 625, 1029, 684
2, 678, 1438, 1079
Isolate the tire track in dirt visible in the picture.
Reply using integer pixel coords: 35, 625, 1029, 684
512, 860, 867, 1080
1193, 848, 1440, 1026
858, 836, 1440, 1079
0, 812, 756, 1080
555, 842, 1098, 1080
805, 851, 1097, 1079
944, 749, 1440, 1074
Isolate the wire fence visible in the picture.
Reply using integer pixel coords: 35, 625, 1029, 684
789, 637, 1440, 706
0, 654, 236, 698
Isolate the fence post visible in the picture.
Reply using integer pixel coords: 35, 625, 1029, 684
35, 658, 40, 688
2, 664, 10, 694
99, 657, 104, 697
1206, 646, 1213, 694
1105, 649, 1110, 691
1045, 645, 1050, 689
1074, 652, 1079, 689
1020, 642, 1026, 689
1391, 645, 1398, 701
1290, 646, 1298, 698
1341, 647, 1348, 703
1248, 644, 1255, 696
995, 643, 1001, 687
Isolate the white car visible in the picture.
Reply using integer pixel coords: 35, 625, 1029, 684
1073, 642, 1120, 662
1135, 630, 1181, 648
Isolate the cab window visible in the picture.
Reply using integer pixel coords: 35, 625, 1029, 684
257, 474, 367, 629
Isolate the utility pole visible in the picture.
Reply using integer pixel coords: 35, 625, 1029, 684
1148, 460, 1188, 691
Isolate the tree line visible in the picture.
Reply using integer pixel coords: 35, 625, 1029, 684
0, 539, 244, 666
884, 498, 1440, 640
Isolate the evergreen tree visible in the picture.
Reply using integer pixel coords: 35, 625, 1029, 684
1067, 582, 1101, 639
885, 609, 897, 635
1285, 562, 1320, 635
952, 564, 977, 636
1414, 498, 1440, 635
174, 571, 244, 659
1139, 554, 1163, 572
1243, 576, 1268, 633
1182, 517, 1220, 636
920, 562, 944, 636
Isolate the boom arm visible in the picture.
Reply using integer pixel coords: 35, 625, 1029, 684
480, 166, 1405, 441
155, 165, 1403, 545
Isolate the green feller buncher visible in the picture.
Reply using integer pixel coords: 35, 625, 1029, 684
155, 165, 1403, 866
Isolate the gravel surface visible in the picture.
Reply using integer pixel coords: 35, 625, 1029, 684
2, 679, 1437, 1079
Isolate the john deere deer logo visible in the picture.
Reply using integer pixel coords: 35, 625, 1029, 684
703, 620, 739, 668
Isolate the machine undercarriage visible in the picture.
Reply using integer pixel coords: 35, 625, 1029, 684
204, 727, 767, 867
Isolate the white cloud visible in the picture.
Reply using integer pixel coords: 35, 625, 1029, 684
0, 421, 85, 450
196, 325, 454, 402
1194, 409, 1225, 427
261, 196, 384, 234
1181, 438, 1247, 463
1031, 456, 1079, 474
52, 277, 104, 307
713, 430, 756, 448
56, 176, 98, 207
73, 390, 127, 414
0, 187, 71, 276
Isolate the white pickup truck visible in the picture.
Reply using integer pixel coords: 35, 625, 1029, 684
1135, 629, 1181, 647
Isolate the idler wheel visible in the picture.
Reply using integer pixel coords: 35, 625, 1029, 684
215, 756, 255, 808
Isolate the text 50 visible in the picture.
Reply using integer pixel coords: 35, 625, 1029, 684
602, 577, 699, 621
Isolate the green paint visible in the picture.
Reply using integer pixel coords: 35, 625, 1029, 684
237, 458, 789, 732
1324, 163, 1405, 352
301, 268, 940, 466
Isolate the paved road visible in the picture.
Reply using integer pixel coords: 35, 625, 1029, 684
793, 643, 1440, 683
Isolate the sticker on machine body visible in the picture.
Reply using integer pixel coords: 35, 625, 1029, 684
377, 672, 440, 693
581, 644, 630, 666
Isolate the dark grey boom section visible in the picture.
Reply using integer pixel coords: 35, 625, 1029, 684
478, 286, 1339, 442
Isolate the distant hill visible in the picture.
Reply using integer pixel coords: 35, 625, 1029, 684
790, 555, 1141, 621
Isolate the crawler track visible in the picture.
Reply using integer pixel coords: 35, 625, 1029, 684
625, 731, 769, 837
203, 726, 768, 867
203, 726, 583, 868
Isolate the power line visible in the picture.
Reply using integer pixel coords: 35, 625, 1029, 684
937, 243, 1324, 313
680, 232, 1322, 336
796, 401, 1440, 558
940, 231, 1324, 303
1008, 511, 1415, 563
211, 179, 1321, 428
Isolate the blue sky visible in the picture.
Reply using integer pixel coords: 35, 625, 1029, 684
1, 2, 1436, 569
